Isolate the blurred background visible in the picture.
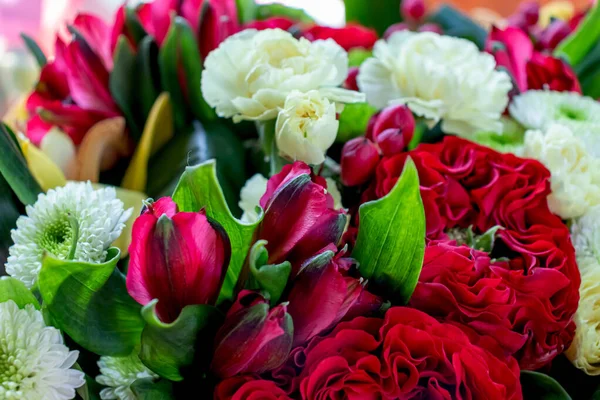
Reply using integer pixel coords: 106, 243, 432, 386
0, 0, 590, 116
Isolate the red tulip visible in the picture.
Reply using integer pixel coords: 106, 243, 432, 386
370, 104, 415, 156
286, 247, 382, 347
257, 162, 347, 275
127, 197, 231, 323
401, 0, 426, 22
340, 138, 380, 187
212, 290, 293, 378
301, 24, 378, 51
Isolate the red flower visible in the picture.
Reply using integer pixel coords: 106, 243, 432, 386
257, 162, 347, 275
368, 104, 415, 156
340, 138, 380, 187
244, 17, 296, 31
215, 376, 291, 400
126, 197, 231, 323
401, 0, 427, 22
370, 136, 580, 369
301, 24, 378, 51
212, 291, 293, 378
526, 53, 582, 93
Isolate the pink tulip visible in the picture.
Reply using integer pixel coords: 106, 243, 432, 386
340, 138, 381, 187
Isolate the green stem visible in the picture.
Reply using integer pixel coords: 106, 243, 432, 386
67, 215, 80, 261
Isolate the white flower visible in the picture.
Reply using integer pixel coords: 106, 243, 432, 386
357, 31, 511, 137
0, 300, 85, 399
522, 124, 600, 219
276, 90, 341, 165
239, 174, 269, 223
6, 182, 133, 289
96, 352, 158, 400
571, 206, 600, 276
201, 28, 364, 123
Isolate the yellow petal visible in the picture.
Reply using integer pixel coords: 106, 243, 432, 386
122, 93, 173, 191
40, 127, 77, 178
89, 182, 147, 257
2, 95, 28, 133
16, 132, 67, 191
539, 1, 575, 28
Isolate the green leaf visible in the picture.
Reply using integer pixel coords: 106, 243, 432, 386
352, 158, 425, 303
348, 49, 373, 67
124, 6, 149, 45
337, 103, 378, 143
0, 123, 43, 205
466, 225, 503, 253
236, 0, 259, 23
429, 5, 487, 50
555, 3, 600, 67
146, 121, 246, 213
136, 36, 162, 123
172, 159, 261, 303
0, 277, 40, 309
76, 374, 103, 400
521, 371, 572, 400
131, 378, 175, 399
344, 0, 400, 36
246, 240, 291, 305
0, 174, 20, 268
20, 33, 47, 67
110, 36, 143, 141
139, 300, 222, 381
38, 248, 145, 356
255, 4, 314, 22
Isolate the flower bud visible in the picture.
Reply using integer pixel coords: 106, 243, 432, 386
417, 23, 444, 35
401, 0, 426, 22
212, 291, 293, 378
340, 138, 381, 186
126, 197, 231, 323
518, 1, 540, 26
383, 23, 411, 40
371, 104, 415, 156
276, 90, 340, 165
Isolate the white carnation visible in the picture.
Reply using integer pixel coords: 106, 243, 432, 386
357, 31, 512, 137
571, 206, 600, 276
239, 174, 268, 223
96, 352, 158, 400
276, 90, 341, 165
201, 29, 364, 123
0, 300, 85, 399
6, 182, 133, 289
522, 124, 600, 219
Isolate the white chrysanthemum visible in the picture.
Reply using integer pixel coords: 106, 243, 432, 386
522, 124, 600, 219
201, 28, 364, 123
0, 300, 85, 399
357, 31, 512, 137
96, 352, 158, 400
239, 174, 269, 223
276, 90, 342, 165
6, 182, 133, 289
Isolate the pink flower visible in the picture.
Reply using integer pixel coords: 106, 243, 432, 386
340, 138, 380, 187
126, 197, 231, 323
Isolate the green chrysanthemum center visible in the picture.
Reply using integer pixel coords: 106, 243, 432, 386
0, 336, 29, 397
557, 104, 587, 122
37, 217, 75, 258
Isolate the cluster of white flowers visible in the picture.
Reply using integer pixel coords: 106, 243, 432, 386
201, 28, 365, 165
96, 352, 158, 400
5, 181, 132, 289
0, 300, 85, 399
358, 31, 512, 137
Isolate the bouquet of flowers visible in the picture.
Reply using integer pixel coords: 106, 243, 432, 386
1, 0, 600, 398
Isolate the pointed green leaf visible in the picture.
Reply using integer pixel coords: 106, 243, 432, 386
136, 36, 162, 120
131, 378, 175, 399
256, 4, 314, 22
38, 248, 145, 356
247, 240, 291, 305
352, 158, 425, 303
0, 277, 40, 309
172, 159, 262, 303
555, 3, 600, 67
125, 6, 149, 45
0, 124, 43, 205
521, 371, 572, 400
76, 373, 102, 400
21, 33, 47, 67
236, 0, 258, 23
0, 174, 20, 269
139, 301, 222, 381
429, 5, 487, 49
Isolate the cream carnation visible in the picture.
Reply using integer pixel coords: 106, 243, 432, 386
0, 300, 85, 399
96, 352, 158, 400
6, 182, 132, 289
571, 206, 600, 276
239, 174, 269, 223
522, 124, 600, 219
357, 31, 512, 137
276, 90, 341, 165
201, 29, 363, 123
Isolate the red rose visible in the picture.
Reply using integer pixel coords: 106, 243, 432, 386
215, 376, 291, 400
301, 24, 378, 51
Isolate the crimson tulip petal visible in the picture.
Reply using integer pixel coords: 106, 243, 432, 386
73, 13, 114, 71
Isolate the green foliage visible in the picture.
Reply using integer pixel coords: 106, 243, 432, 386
21, 33, 47, 67
344, 0, 401, 36
0, 277, 39, 309
337, 103, 378, 143
131, 378, 175, 399
429, 5, 487, 49
246, 240, 291, 305
555, 2, 600, 67
521, 371, 572, 400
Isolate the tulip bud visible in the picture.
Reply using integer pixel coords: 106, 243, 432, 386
371, 105, 415, 156
341, 138, 381, 187
417, 23, 444, 35
258, 162, 347, 275
198, 0, 240, 60
537, 20, 571, 51
518, 1, 540, 26
344, 67, 360, 91
384, 23, 411, 40
401, 0, 426, 22
212, 290, 293, 378
287, 248, 382, 347
127, 197, 231, 323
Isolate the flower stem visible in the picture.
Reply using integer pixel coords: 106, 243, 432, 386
67, 215, 79, 260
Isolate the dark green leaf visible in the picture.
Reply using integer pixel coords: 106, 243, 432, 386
110, 36, 143, 141
131, 378, 175, 399
0, 174, 20, 268
125, 6, 149, 45
236, 0, 259, 23
429, 5, 487, 49
344, 0, 400, 35
139, 300, 222, 381
172, 159, 261, 303
0, 277, 39, 309
136, 36, 162, 122
337, 103, 378, 143
39, 248, 145, 356
21, 33, 47, 67
76, 373, 102, 400
246, 240, 291, 305
555, 3, 600, 67
0, 124, 43, 205
521, 371, 572, 400
352, 158, 425, 303
256, 4, 314, 22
